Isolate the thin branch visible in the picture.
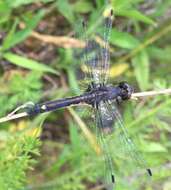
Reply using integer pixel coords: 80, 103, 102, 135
0, 88, 171, 123
131, 88, 171, 99
0, 112, 28, 123
31, 31, 85, 48
19, 22, 85, 49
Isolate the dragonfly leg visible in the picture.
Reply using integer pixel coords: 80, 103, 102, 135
116, 96, 122, 105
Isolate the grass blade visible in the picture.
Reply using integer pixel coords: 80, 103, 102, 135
3, 52, 59, 75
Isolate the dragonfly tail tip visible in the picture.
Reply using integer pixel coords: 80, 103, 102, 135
147, 168, 152, 176
111, 174, 115, 183
110, 9, 114, 16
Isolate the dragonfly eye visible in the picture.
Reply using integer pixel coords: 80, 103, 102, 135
118, 82, 133, 100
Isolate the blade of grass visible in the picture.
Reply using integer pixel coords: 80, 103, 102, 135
2, 10, 45, 50
118, 21, 171, 63
68, 107, 101, 155
117, 9, 156, 25
3, 52, 59, 75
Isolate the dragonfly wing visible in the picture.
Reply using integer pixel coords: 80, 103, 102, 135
99, 9, 113, 84
93, 100, 152, 187
104, 100, 152, 176
74, 6, 113, 86
94, 101, 116, 189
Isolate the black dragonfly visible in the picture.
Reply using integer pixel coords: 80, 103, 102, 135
11, 7, 152, 189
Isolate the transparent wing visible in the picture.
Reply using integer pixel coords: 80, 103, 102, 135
73, 7, 113, 87
73, 21, 97, 89
104, 100, 152, 176
99, 9, 113, 84
94, 101, 116, 189
93, 100, 152, 188
86, 9, 113, 85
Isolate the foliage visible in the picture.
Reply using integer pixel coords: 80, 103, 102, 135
0, 71, 43, 115
0, 0, 171, 190
0, 132, 40, 190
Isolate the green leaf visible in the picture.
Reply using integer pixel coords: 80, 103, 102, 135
0, 135, 40, 190
110, 29, 139, 49
70, 123, 81, 149
112, 0, 133, 11
56, 0, 75, 24
3, 52, 58, 75
143, 142, 168, 153
112, 0, 147, 13
148, 46, 171, 62
2, 18, 19, 50
0, 1, 10, 12
6, 0, 39, 8
117, 10, 156, 25
0, 1, 11, 24
2, 10, 45, 50
132, 50, 149, 90
72, 0, 93, 13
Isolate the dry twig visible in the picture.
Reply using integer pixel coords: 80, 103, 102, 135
19, 22, 85, 48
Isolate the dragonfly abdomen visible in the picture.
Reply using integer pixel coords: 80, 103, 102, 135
27, 93, 96, 115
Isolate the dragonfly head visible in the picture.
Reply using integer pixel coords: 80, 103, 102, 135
118, 82, 133, 100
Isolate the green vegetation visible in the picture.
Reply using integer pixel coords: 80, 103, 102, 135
0, 0, 171, 190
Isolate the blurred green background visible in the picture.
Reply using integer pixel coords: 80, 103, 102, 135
0, 0, 171, 190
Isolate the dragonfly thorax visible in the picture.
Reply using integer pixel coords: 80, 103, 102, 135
84, 82, 133, 107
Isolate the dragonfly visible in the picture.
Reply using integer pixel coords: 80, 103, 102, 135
2, 7, 152, 189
